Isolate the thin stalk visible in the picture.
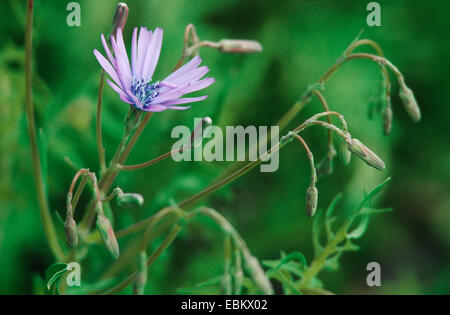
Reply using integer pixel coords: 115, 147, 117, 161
25, 0, 65, 260
294, 135, 316, 187
96, 71, 107, 172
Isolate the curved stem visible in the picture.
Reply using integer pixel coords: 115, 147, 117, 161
294, 135, 316, 187
25, 0, 65, 261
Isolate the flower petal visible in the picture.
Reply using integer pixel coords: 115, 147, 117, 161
142, 28, 163, 80
131, 27, 138, 75
159, 96, 207, 106
136, 27, 152, 77
93, 49, 122, 87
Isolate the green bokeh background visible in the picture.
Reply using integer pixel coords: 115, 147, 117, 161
0, 0, 448, 294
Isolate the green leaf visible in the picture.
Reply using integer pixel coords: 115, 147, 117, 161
312, 210, 325, 256
347, 213, 370, 239
45, 263, 69, 292
354, 177, 391, 214
267, 269, 302, 295
274, 252, 307, 270
325, 193, 343, 221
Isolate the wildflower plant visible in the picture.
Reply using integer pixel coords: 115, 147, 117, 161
22, 2, 422, 295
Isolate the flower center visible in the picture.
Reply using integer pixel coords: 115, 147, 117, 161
131, 77, 161, 108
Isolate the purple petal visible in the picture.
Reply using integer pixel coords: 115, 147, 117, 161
182, 78, 215, 94
101, 34, 115, 65
106, 78, 131, 102
159, 96, 207, 106
142, 28, 163, 79
164, 56, 202, 82
115, 28, 132, 85
131, 27, 138, 75
111, 36, 132, 90
93, 49, 122, 87
136, 27, 152, 77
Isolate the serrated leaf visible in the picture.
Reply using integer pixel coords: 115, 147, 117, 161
325, 193, 343, 221
266, 270, 302, 295
347, 213, 370, 239
274, 252, 307, 270
45, 263, 69, 291
354, 177, 391, 214
325, 252, 343, 271
312, 210, 325, 256
338, 239, 360, 252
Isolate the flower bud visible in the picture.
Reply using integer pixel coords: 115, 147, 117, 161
64, 216, 78, 248
116, 192, 144, 208
96, 214, 120, 259
398, 81, 421, 122
340, 138, 352, 165
346, 138, 385, 171
218, 39, 263, 54
110, 2, 129, 38
306, 186, 318, 217
382, 106, 392, 135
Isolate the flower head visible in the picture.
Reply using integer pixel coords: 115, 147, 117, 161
94, 27, 215, 112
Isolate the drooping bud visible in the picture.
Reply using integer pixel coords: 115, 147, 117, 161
64, 216, 78, 248
116, 192, 144, 208
110, 2, 129, 38
398, 80, 421, 122
96, 214, 120, 259
133, 251, 148, 295
339, 137, 352, 165
345, 138, 385, 171
382, 106, 392, 135
306, 186, 318, 217
217, 39, 263, 54
189, 117, 212, 149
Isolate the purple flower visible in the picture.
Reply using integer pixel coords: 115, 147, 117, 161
93, 27, 214, 112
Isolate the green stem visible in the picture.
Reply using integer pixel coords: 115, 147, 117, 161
25, 0, 65, 261
297, 220, 351, 289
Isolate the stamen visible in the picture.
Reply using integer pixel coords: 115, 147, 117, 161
131, 77, 161, 108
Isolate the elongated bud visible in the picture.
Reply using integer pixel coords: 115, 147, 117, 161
134, 251, 148, 295
110, 2, 128, 37
306, 186, 318, 217
346, 138, 385, 171
398, 79, 421, 122
340, 137, 352, 165
96, 214, 120, 259
217, 39, 262, 54
116, 192, 144, 208
243, 252, 273, 295
189, 117, 212, 149
64, 216, 78, 248
382, 106, 392, 135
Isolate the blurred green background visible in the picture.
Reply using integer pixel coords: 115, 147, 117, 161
0, 0, 449, 294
